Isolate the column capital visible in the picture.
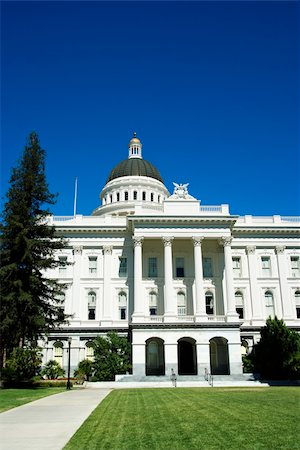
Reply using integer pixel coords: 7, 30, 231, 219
103, 245, 113, 255
275, 245, 285, 254
132, 236, 144, 247
162, 236, 174, 247
219, 236, 232, 247
192, 236, 204, 246
73, 246, 83, 255
246, 245, 256, 255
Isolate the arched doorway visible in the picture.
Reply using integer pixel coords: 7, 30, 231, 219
209, 337, 230, 375
178, 338, 197, 375
146, 338, 165, 376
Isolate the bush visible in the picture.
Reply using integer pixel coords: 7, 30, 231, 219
2, 346, 42, 384
74, 359, 94, 381
41, 360, 65, 379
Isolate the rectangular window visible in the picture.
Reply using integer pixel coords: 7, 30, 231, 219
296, 308, 300, 319
150, 307, 157, 316
119, 257, 127, 277
291, 257, 300, 277
89, 256, 97, 274
236, 307, 244, 319
176, 257, 185, 278
261, 256, 271, 277
58, 256, 67, 274
232, 257, 241, 277
203, 257, 213, 277
148, 257, 158, 277
120, 307, 126, 320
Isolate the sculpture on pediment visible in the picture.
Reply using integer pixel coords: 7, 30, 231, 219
172, 182, 190, 199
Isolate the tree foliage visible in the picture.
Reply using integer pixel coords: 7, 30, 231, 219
0, 132, 67, 367
2, 346, 42, 383
93, 332, 131, 381
41, 360, 65, 379
251, 316, 300, 379
74, 359, 94, 381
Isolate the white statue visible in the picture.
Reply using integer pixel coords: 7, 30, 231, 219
173, 182, 189, 198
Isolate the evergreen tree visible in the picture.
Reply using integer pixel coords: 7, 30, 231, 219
0, 132, 67, 368
251, 316, 300, 379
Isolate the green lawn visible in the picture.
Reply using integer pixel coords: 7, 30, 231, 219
0, 387, 65, 413
64, 387, 300, 450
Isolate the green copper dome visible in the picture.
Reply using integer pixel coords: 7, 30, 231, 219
106, 158, 163, 183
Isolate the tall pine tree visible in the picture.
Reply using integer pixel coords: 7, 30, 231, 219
0, 132, 67, 368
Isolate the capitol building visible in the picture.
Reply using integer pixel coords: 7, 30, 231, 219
43, 133, 300, 378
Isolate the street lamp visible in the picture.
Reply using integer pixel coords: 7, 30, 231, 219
66, 337, 72, 390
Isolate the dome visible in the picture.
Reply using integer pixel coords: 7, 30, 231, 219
106, 158, 163, 183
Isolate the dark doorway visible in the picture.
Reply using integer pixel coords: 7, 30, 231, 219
178, 338, 197, 375
210, 337, 230, 375
146, 338, 165, 376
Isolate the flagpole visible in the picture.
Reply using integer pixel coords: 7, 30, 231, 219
73, 177, 78, 217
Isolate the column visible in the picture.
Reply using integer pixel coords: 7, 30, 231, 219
276, 246, 294, 319
193, 236, 207, 321
102, 245, 113, 324
162, 237, 176, 321
132, 237, 144, 322
246, 246, 264, 323
220, 237, 239, 321
72, 246, 82, 321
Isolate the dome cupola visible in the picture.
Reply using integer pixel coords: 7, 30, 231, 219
128, 132, 142, 159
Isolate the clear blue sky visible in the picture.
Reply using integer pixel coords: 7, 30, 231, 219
1, 1, 299, 217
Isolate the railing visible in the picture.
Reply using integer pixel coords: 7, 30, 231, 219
282, 216, 300, 223
200, 206, 222, 212
149, 315, 164, 323
207, 315, 226, 322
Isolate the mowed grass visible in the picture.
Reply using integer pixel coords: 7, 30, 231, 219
0, 388, 65, 413
64, 387, 300, 450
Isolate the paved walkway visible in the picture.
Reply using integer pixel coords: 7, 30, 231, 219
0, 388, 111, 450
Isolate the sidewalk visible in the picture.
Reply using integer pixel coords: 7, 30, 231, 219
0, 388, 111, 450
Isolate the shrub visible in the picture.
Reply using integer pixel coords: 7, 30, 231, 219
74, 359, 94, 381
93, 332, 131, 381
41, 360, 65, 379
2, 346, 42, 384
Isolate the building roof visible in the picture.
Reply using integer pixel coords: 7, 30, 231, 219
106, 157, 164, 183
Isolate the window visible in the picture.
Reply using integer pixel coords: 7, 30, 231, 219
158, 195, 161, 203
110, 194, 113, 203
203, 257, 213, 278
149, 291, 158, 316
291, 257, 300, 278
265, 291, 274, 318
176, 257, 185, 277
295, 291, 300, 318
133, 191, 138, 200
53, 341, 63, 367
148, 257, 158, 277
205, 292, 214, 315
235, 291, 244, 319
150, 193, 154, 202
177, 291, 186, 316
232, 257, 241, 277
85, 342, 95, 361
142, 191, 146, 201
88, 291, 96, 320
119, 257, 127, 277
58, 256, 67, 274
261, 257, 271, 277
118, 291, 127, 320
89, 256, 97, 275
116, 192, 120, 201
124, 191, 128, 201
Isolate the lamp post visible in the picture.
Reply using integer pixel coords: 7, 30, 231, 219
67, 337, 72, 390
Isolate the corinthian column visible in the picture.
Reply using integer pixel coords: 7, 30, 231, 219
102, 245, 113, 324
193, 237, 207, 321
246, 245, 264, 323
162, 237, 176, 321
219, 237, 239, 321
276, 246, 294, 319
72, 246, 82, 319
132, 237, 144, 322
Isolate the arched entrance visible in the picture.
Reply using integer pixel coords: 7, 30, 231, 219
146, 338, 165, 376
209, 337, 230, 375
178, 338, 197, 375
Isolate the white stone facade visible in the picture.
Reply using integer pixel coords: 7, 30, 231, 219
42, 134, 300, 378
